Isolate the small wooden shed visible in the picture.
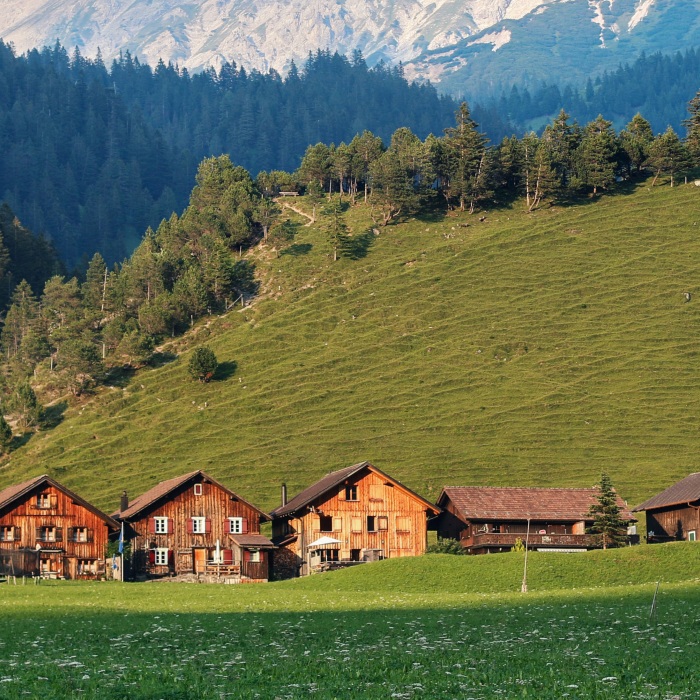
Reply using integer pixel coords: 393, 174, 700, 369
270, 461, 440, 578
634, 472, 700, 543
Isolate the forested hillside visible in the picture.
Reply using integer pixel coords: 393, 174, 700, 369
482, 49, 700, 135
0, 42, 461, 267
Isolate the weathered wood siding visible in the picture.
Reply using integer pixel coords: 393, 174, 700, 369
125, 476, 267, 578
0, 483, 112, 578
646, 503, 700, 541
274, 470, 433, 576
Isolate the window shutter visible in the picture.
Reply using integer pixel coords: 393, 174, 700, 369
148, 550, 155, 565
55, 527, 63, 542
187, 518, 194, 534
338, 487, 345, 500
204, 518, 211, 534
14, 526, 21, 541
351, 517, 362, 533
333, 517, 342, 532
241, 518, 249, 534
168, 550, 174, 566
243, 549, 250, 562
148, 518, 156, 534
50, 494, 58, 508
166, 518, 173, 534
67, 527, 75, 542
35, 526, 42, 540
87, 529, 94, 543
224, 519, 231, 534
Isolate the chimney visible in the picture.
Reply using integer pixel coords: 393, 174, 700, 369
120, 490, 128, 513
281, 483, 287, 507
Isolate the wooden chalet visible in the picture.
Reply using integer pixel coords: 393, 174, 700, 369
0, 474, 119, 579
634, 472, 700, 543
435, 486, 636, 554
270, 461, 440, 578
114, 471, 274, 580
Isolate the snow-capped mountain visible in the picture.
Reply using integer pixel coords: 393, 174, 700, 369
1, 0, 698, 94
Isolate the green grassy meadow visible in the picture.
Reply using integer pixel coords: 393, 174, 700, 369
3, 182, 700, 513
1, 544, 699, 699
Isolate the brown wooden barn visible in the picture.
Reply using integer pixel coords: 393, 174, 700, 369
634, 473, 700, 543
115, 470, 274, 580
434, 486, 636, 554
270, 461, 440, 578
0, 474, 119, 579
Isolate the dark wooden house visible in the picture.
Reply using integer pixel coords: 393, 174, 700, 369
435, 486, 636, 554
270, 461, 440, 578
115, 470, 274, 580
0, 474, 119, 578
634, 472, 700, 543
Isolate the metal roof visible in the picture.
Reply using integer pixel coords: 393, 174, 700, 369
633, 472, 700, 512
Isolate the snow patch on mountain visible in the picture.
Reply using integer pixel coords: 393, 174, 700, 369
468, 28, 512, 51
629, 0, 655, 30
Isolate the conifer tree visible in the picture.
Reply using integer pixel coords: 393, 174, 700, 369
323, 197, 349, 261
0, 412, 12, 454
649, 127, 691, 186
587, 473, 628, 550
188, 346, 218, 382
620, 114, 654, 175
11, 380, 41, 430
683, 89, 700, 165
578, 115, 617, 195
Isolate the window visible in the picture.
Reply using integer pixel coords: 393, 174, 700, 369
70, 527, 90, 543
194, 483, 203, 496
154, 548, 169, 566
350, 549, 361, 561
36, 493, 53, 509
36, 526, 62, 542
249, 550, 261, 563
351, 517, 362, 533
344, 485, 358, 501
396, 517, 410, 534
228, 517, 243, 534
154, 517, 169, 534
689, 530, 697, 542
318, 549, 338, 563
77, 560, 97, 575
319, 515, 333, 532
367, 516, 376, 532
191, 517, 207, 534
0, 526, 17, 542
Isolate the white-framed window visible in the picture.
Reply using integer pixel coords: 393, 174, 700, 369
154, 517, 169, 534
249, 550, 261, 563
689, 530, 697, 542
194, 483, 203, 496
71, 527, 89, 542
154, 548, 169, 566
228, 517, 243, 534
77, 559, 97, 575
36, 493, 52, 509
0, 526, 15, 542
191, 517, 206, 534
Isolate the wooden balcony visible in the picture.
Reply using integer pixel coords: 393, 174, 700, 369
468, 532, 599, 550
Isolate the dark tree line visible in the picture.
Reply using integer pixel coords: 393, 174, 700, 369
0, 42, 466, 269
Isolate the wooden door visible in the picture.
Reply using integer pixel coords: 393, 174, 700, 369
193, 548, 207, 574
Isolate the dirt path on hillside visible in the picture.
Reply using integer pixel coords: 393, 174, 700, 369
279, 200, 315, 226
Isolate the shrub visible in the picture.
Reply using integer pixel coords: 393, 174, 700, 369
188, 347, 218, 382
426, 538, 466, 555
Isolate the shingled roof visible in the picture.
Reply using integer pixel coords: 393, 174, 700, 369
439, 486, 635, 522
115, 470, 270, 522
270, 461, 440, 518
0, 474, 119, 529
633, 472, 700, 512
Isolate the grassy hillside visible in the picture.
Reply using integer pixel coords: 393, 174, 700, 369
3, 181, 700, 513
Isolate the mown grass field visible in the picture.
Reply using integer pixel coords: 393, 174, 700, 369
2, 182, 700, 513
0, 544, 698, 699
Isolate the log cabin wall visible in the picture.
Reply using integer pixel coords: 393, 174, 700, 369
0, 482, 113, 579
646, 503, 700, 541
278, 469, 433, 576
125, 476, 266, 578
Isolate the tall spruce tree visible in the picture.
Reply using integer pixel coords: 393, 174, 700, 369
587, 473, 628, 550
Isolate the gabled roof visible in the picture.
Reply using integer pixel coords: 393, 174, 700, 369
270, 461, 440, 518
115, 470, 270, 522
438, 486, 635, 522
0, 474, 120, 530
229, 534, 276, 549
633, 472, 700, 512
